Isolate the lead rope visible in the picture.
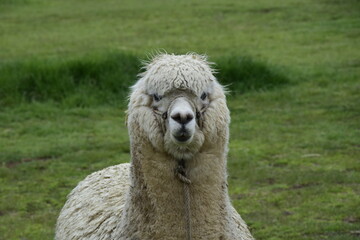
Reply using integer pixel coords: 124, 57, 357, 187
175, 159, 192, 240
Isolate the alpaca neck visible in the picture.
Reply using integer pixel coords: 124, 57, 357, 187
118, 142, 229, 239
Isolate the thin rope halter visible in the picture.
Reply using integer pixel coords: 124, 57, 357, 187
175, 159, 192, 240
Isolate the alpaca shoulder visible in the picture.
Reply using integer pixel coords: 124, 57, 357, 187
229, 205, 254, 240
55, 163, 131, 240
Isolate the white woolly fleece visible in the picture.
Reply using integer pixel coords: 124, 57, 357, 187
55, 53, 254, 240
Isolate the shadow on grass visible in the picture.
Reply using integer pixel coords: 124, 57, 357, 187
215, 55, 290, 94
0, 52, 291, 107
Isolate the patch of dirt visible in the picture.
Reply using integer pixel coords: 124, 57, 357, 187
231, 194, 247, 200
344, 216, 360, 223
291, 183, 319, 189
267, 178, 276, 185
5, 156, 52, 168
350, 230, 360, 236
282, 211, 293, 216
248, 7, 282, 14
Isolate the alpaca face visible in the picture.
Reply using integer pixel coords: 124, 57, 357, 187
150, 90, 208, 160
128, 54, 230, 160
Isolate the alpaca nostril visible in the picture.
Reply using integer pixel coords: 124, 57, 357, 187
185, 113, 194, 124
171, 112, 181, 124
171, 112, 194, 125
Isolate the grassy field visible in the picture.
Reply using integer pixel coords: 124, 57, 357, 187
0, 0, 359, 239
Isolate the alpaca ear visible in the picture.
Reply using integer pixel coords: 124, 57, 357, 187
201, 85, 230, 146
210, 82, 228, 100
129, 79, 151, 108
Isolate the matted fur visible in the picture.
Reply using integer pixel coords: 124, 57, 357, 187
55, 53, 254, 240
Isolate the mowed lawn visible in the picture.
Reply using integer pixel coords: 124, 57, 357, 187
0, 0, 359, 239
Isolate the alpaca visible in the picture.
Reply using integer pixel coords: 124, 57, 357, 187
55, 53, 254, 240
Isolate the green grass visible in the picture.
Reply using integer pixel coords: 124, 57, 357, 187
0, 0, 359, 239
227, 81, 359, 239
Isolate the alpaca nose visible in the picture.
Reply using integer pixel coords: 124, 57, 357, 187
171, 112, 194, 125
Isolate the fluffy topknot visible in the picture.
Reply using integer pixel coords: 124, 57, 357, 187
138, 53, 216, 96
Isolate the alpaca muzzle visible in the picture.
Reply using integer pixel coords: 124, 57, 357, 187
168, 97, 196, 144
153, 92, 206, 139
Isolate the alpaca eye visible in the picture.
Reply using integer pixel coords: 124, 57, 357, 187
200, 92, 207, 100
153, 94, 162, 102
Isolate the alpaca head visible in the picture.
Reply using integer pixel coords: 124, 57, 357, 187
128, 54, 230, 160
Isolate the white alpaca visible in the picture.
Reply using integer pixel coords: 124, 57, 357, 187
55, 54, 254, 240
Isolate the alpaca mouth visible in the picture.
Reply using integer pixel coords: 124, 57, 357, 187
175, 134, 191, 142
173, 129, 192, 143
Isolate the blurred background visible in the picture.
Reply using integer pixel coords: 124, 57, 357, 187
0, 0, 359, 239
